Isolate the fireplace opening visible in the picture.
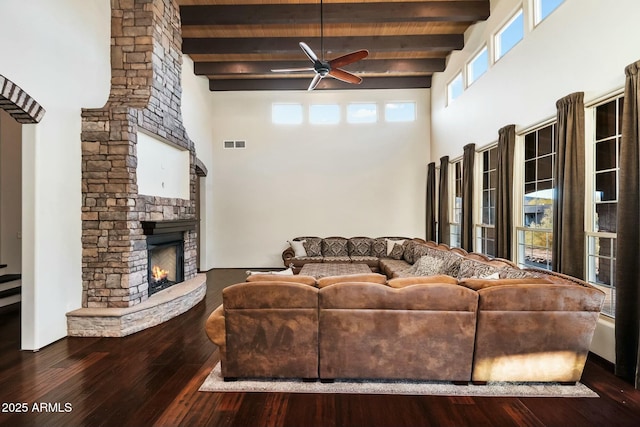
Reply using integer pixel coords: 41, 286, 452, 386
147, 231, 184, 296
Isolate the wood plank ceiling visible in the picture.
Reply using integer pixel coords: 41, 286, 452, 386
178, 0, 490, 91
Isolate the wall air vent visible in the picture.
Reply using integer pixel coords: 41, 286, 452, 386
223, 140, 246, 149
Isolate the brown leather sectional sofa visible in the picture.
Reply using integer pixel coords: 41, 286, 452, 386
208, 241, 605, 383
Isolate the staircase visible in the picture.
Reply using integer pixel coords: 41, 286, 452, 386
0, 265, 21, 313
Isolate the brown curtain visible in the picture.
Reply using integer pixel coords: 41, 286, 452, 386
495, 125, 516, 259
461, 144, 475, 251
425, 162, 436, 242
551, 92, 585, 279
438, 156, 450, 245
615, 60, 640, 389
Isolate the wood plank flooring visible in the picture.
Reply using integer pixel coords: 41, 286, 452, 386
1, 268, 639, 427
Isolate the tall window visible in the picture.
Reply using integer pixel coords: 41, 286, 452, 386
587, 96, 622, 318
450, 160, 463, 247
534, 0, 565, 26
476, 147, 497, 256
495, 9, 524, 61
517, 123, 556, 269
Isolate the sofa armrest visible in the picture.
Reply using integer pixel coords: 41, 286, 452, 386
205, 304, 226, 347
282, 246, 295, 266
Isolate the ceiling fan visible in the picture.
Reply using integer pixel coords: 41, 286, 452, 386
271, 0, 369, 91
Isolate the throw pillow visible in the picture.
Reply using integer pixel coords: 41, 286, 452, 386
300, 237, 322, 257
403, 240, 417, 264
499, 267, 539, 279
322, 238, 349, 257
457, 259, 501, 279
348, 238, 373, 256
371, 238, 388, 258
289, 240, 307, 258
407, 255, 445, 276
385, 239, 406, 256
246, 268, 294, 276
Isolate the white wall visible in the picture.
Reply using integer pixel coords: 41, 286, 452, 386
430, 0, 640, 363
209, 89, 430, 268
431, 0, 640, 157
0, 0, 111, 349
180, 55, 217, 271
137, 131, 190, 200
0, 110, 22, 274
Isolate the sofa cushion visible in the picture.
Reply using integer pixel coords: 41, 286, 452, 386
458, 277, 553, 290
287, 256, 323, 268
402, 240, 417, 264
323, 256, 352, 263
322, 237, 349, 257
407, 255, 445, 276
457, 258, 502, 279
348, 237, 373, 256
379, 258, 412, 277
317, 273, 387, 288
246, 274, 317, 286
499, 267, 540, 279
371, 238, 388, 258
294, 237, 322, 256
387, 275, 458, 288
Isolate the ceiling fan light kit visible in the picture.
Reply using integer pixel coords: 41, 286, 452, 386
271, 0, 368, 91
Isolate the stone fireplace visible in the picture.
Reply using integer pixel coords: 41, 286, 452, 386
67, 0, 206, 337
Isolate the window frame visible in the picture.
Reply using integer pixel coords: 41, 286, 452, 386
384, 101, 416, 123
450, 159, 463, 248
309, 103, 341, 125
467, 45, 489, 87
494, 8, 524, 62
475, 145, 498, 257
533, 0, 565, 26
271, 103, 304, 125
447, 72, 464, 105
347, 102, 378, 124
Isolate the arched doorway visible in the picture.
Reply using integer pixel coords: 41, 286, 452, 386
0, 74, 45, 343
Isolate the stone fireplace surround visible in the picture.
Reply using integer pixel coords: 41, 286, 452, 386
67, 0, 206, 337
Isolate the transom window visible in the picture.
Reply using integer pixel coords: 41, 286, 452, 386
467, 46, 489, 86
495, 9, 524, 61
272, 103, 303, 125
309, 104, 340, 125
534, 0, 565, 26
447, 72, 463, 105
385, 102, 416, 122
347, 103, 377, 123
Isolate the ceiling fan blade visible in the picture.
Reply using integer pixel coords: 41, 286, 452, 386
271, 67, 314, 73
299, 42, 319, 63
329, 50, 369, 69
328, 68, 362, 85
308, 73, 323, 91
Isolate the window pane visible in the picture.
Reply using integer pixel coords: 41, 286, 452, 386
596, 100, 617, 140
309, 104, 340, 124
538, 0, 564, 23
595, 139, 617, 171
525, 133, 536, 160
447, 73, 464, 104
538, 126, 554, 155
595, 170, 617, 201
496, 10, 523, 59
525, 160, 536, 183
347, 103, 377, 123
385, 102, 416, 122
594, 203, 616, 232
467, 47, 488, 85
537, 156, 553, 181
272, 103, 303, 124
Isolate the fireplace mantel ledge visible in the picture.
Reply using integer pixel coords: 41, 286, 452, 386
66, 273, 206, 337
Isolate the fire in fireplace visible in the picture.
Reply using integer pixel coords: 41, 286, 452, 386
147, 231, 185, 296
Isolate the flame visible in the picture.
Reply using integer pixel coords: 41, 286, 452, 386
151, 265, 169, 282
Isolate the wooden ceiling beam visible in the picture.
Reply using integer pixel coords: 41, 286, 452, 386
208, 76, 432, 91
183, 35, 463, 55
180, 2, 490, 25
193, 58, 445, 75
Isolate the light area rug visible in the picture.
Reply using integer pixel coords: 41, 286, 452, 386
199, 363, 598, 398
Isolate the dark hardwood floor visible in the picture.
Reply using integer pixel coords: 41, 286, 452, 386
1, 269, 639, 427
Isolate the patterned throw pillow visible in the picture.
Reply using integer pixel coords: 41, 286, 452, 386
413, 244, 430, 260
499, 267, 539, 279
371, 238, 388, 258
407, 255, 445, 276
388, 242, 405, 260
403, 240, 417, 264
348, 238, 373, 256
298, 237, 322, 257
322, 238, 349, 257
457, 259, 501, 279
